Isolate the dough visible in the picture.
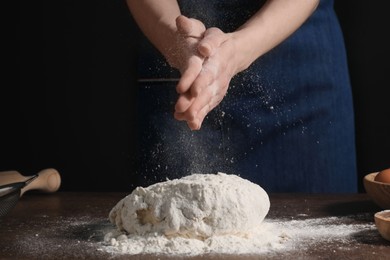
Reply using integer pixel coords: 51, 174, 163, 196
109, 172, 270, 239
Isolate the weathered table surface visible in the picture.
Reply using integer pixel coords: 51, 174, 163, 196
0, 192, 389, 259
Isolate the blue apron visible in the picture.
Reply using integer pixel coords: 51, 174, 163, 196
134, 0, 358, 193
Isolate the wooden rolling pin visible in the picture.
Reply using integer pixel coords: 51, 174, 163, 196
0, 168, 61, 196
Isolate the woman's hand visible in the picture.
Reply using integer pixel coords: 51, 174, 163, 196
168, 16, 207, 84
174, 27, 238, 130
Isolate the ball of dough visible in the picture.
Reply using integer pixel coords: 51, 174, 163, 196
109, 172, 270, 239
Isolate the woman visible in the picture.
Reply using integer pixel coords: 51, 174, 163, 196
126, 0, 357, 193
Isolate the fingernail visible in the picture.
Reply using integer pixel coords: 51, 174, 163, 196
194, 119, 202, 131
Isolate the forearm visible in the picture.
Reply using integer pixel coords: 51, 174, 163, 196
232, 0, 320, 74
126, 0, 181, 59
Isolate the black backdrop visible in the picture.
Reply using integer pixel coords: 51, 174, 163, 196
3, 0, 389, 192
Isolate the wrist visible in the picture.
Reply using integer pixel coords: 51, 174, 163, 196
230, 29, 263, 75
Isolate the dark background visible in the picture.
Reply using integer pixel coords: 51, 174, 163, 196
3, 0, 389, 192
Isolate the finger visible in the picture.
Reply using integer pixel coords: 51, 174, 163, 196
176, 15, 205, 38
187, 84, 217, 121
174, 91, 194, 113
191, 63, 217, 97
179, 90, 221, 130
176, 55, 203, 94
187, 118, 201, 131
194, 104, 212, 130
198, 28, 228, 57
174, 111, 187, 121
188, 103, 211, 130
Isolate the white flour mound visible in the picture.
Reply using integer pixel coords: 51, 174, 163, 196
109, 172, 270, 239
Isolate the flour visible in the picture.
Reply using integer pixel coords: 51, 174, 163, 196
109, 172, 270, 239
103, 173, 379, 257
101, 216, 377, 256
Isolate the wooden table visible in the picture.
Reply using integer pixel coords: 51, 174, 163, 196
0, 192, 389, 259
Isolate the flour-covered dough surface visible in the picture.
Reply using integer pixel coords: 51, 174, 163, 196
109, 172, 270, 239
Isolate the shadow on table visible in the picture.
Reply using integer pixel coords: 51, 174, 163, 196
64, 219, 114, 242
324, 200, 382, 217
325, 199, 389, 246
351, 228, 390, 246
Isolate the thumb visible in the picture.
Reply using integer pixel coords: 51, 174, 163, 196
198, 27, 228, 57
176, 15, 205, 38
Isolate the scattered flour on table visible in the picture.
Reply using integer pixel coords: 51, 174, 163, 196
101, 217, 376, 256
100, 173, 377, 256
